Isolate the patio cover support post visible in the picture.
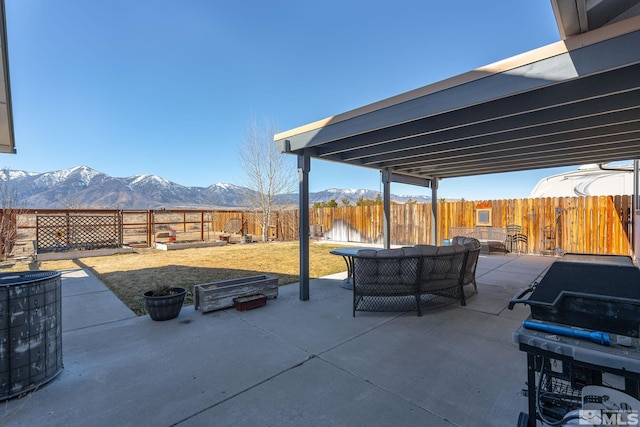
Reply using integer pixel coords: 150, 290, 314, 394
381, 169, 391, 249
634, 159, 639, 262
298, 153, 310, 300
431, 179, 439, 245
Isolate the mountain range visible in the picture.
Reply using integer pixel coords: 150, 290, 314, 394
0, 165, 431, 209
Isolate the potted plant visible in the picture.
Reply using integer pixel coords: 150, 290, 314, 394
143, 284, 187, 321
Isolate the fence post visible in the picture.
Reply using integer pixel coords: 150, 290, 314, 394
118, 210, 123, 247
65, 212, 70, 247
147, 210, 153, 247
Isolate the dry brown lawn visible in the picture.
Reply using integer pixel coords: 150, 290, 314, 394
1, 241, 351, 315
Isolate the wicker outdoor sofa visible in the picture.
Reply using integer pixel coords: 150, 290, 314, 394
351, 237, 481, 316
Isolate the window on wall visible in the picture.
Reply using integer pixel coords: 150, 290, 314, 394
476, 208, 492, 226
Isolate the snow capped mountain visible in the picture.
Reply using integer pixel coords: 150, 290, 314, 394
34, 165, 102, 188
0, 169, 37, 181
325, 188, 361, 194
211, 183, 236, 191
1, 166, 431, 209
56, 165, 101, 183
309, 188, 430, 204
126, 174, 173, 187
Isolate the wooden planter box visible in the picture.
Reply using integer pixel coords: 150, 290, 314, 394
194, 275, 278, 313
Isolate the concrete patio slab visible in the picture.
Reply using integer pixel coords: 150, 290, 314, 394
0, 254, 559, 427
321, 309, 529, 427
461, 285, 518, 315
9, 308, 312, 427
60, 268, 138, 331
180, 356, 453, 427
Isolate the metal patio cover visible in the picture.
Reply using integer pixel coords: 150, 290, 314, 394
274, 3, 640, 184
274, 1, 640, 301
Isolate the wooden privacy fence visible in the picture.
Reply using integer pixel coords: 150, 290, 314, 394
2, 195, 633, 257
311, 195, 633, 256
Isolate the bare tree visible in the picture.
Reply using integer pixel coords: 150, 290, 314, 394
237, 115, 296, 242
58, 192, 87, 209
0, 168, 25, 260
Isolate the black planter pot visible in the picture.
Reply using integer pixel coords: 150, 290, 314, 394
143, 287, 187, 321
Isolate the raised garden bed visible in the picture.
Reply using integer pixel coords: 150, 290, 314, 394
194, 275, 278, 313
154, 241, 226, 251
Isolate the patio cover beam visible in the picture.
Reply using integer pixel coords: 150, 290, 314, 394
276, 19, 640, 185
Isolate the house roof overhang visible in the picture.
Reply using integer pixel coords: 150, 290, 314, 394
0, 0, 15, 155
551, 0, 640, 39
274, 14, 640, 185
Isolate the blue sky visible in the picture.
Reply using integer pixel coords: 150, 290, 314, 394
0, 1, 615, 200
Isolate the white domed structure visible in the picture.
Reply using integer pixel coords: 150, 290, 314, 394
529, 164, 634, 198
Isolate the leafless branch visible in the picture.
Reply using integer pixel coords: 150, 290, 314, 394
237, 115, 296, 241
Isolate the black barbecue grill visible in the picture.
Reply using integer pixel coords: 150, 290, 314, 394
510, 254, 640, 427
509, 254, 640, 337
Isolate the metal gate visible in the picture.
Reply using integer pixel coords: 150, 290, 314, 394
36, 212, 122, 253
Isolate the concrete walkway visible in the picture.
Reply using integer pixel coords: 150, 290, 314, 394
0, 254, 555, 427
